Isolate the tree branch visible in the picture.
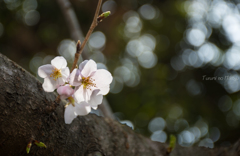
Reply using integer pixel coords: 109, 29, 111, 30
0, 53, 239, 156
0, 53, 168, 156
70, 0, 102, 72
56, 0, 87, 59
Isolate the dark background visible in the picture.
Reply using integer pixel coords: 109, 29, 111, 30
1, 0, 240, 148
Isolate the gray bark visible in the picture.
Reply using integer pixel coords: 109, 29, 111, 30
0, 53, 239, 156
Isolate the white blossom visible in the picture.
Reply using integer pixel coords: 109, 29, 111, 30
38, 56, 69, 92
69, 60, 112, 104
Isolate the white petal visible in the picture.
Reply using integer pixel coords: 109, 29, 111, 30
69, 69, 81, 86
91, 69, 113, 88
51, 56, 67, 69
74, 85, 92, 103
42, 77, 57, 92
79, 60, 89, 71
81, 59, 97, 77
61, 67, 70, 80
74, 86, 85, 103
56, 77, 65, 87
98, 85, 110, 95
75, 102, 91, 116
38, 65, 54, 78
92, 106, 98, 110
83, 87, 92, 102
89, 89, 103, 107
64, 104, 77, 124
57, 85, 74, 98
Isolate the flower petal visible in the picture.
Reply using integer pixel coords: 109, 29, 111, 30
69, 69, 81, 86
91, 69, 113, 89
89, 89, 103, 107
83, 87, 92, 102
98, 85, 110, 95
57, 85, 74, 98
64, 104, 77, 124
56, 77, 65, 87
61, 67, 70, 80
92, 106, 98, 110
81, 59, 97, 77
51, 56, 67, 69
74, 85, 84, 103
42, 77, 57, 92
79, 60, 89, 71
74, 85, 92, 103
38, 65, 54, 78
75, 102, 91, 116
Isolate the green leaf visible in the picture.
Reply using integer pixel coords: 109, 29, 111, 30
34, 141, 47, 148
167, 135, 176, 153
169, 134, 176, 149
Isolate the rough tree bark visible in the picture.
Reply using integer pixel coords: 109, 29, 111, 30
0, 53, 239, 156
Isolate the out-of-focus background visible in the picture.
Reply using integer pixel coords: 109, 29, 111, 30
2, 0, 240, 148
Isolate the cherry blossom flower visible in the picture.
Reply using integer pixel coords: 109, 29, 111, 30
38, 56, 70, 92
57, 84, 92, 124
69, 59, 112, 104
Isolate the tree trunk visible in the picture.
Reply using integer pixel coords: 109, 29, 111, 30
0, 53, 239, 156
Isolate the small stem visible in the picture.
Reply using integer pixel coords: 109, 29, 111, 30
70, 0, 103, 72
56, 0, 88, 59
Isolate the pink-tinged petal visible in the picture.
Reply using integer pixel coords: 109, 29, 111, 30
81, 59, 97, 77
38, 65, 54, 78
75, 102, 91, 116
98, 85, 110, 95
64, 104, 77, 124
78, 60, 89, 71
61, 67, 70, 80
69, 69, 81, 86
57, 85, 74, 98
92, 106, 98, 110
51, 56, 67, 69
91, 69, 113, 88
42, 77, 57, 92
89, 89, 103, 107
74, 85, 85, 103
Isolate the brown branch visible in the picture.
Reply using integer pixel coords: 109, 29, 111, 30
70, 0, 103, 73
56, 0, 88, 60
1, 53, 240, 156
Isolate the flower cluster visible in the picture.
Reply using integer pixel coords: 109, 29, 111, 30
38, 56, 112, 124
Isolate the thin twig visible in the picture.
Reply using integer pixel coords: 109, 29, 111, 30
56, 0, 88, 59
56, 0, 114, 120
70, 0, 103, 72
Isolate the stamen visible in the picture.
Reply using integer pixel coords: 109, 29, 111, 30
50, 68, 62, 80
81, 77, 96, 90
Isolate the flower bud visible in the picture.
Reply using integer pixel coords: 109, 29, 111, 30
26, 141, 32, 154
